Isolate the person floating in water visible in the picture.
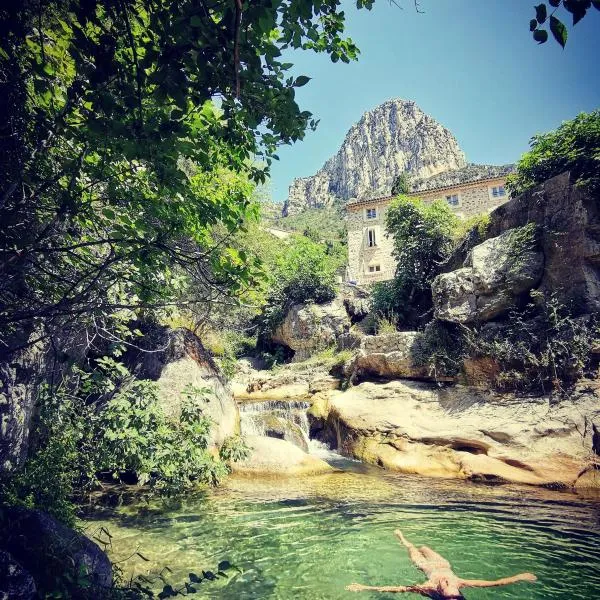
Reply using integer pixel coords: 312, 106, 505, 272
346, 529, 537, 599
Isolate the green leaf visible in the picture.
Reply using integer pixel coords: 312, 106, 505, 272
190, 15, 202, 27
533, 29, 549, 43
535, 3, 547, 23
529, 18, 538, 31
549, 15, 568, 47
293, 75, 311, 87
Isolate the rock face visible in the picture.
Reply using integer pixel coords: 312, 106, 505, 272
438, 172, 600, 319
283, 99, 466, 215
349, 332, 453, 381
487, 172, 600, 315
312, 379, 600, 487
124, 323, 239, 447
2, 507, 112, 598
272, 299, 350, 361
0, 551, 36, 600
232, 435, 333, 477
432, 227, 544, 323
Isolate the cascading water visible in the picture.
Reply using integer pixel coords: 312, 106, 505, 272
238, 399, 341, 459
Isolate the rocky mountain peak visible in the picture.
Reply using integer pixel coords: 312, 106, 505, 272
283, 98, 467, 216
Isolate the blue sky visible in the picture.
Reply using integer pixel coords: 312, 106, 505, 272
267, 0, 600, 203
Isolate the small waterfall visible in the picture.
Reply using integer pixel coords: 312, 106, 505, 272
239, 400, 312, 451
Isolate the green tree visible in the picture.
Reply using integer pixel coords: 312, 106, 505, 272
391, 172, 411, 195
259, 235, 338, 333
374, 196, 458, 326
0, 0, 371, 356
506, 110, 600, 197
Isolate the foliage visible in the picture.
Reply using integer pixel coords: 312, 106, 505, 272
466, 292, 597, 393
258, 235, 339, 333
528, 1, 600, 47
204, 330, 257, 380
410, 320, 466, 379
273, 205, 347, 245
0, 418, 80, 526
506, 111, 600, 197
391, 172, 411, 196
375, 315, 398, 334
0, 0, 371, 355
0, 358, 244, 525
374, 196, 458, 326
219, 435, 251, 463
451, 213, 491, 246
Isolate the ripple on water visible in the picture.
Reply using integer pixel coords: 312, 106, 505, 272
82, 469, 600, 600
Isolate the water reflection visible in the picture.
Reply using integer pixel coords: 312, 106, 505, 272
83, 468, 600, 599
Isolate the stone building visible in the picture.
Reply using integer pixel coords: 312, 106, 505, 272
346, 164, 514, 285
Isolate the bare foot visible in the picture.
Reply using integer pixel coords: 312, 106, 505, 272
520, 573, 537, 582
346, 583, 368, 592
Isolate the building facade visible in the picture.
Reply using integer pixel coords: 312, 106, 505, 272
346, 168, 513, 285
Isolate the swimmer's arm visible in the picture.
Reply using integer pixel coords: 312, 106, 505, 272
460, 572, 537, 588
346, 583, 430, 594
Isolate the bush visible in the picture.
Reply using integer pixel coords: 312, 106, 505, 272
373, 196, 458, 327
411, 320, 467, 379
1, 358, 242, 525
259, 236, 338, 334
466, 292, 597, 393
506, 110, 600, 197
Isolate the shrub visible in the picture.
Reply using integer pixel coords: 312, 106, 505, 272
259, 236, 338, 334
0, 358, 243, 525
506, 110, 600, 197
374, 196, 458, 327
411, 320, 467, 379
466, 292, 597, 393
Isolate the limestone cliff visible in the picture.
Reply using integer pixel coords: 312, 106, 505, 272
283, 99, 467, 215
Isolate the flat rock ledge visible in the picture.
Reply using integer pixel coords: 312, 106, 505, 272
231, 436, 333, 477
311, 379, 600, 489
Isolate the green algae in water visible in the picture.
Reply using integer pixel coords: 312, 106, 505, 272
83, 469, 600, 599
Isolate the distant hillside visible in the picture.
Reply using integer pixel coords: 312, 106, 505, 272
269, 204, 346, 244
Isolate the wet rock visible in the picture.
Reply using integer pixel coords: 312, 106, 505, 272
2, 507, 112, 598
232, 436, 333, 477
0, 551, 36, 599
312, 379, 600, 487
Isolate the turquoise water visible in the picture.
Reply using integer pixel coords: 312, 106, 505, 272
84, 459, 600, 599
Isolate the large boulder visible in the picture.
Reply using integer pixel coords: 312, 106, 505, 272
231, 435, 333, 477
311, 379, 600, 487
432, 227, 544, 323
272, 299, 350, 361
1, 507, 112, 598
123, 323, 239, 447
0, 551, 36, 599
348, 332, 455, 382
437, 172, 600, 320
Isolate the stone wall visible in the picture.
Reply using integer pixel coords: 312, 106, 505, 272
411, 176, 509, 218
347, 202, 396, 283
346, 176, 511, 285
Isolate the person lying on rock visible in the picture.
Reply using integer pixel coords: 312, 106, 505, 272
346, 529, 537, 599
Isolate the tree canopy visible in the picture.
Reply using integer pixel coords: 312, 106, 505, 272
506, 110, 600, 197
0, 0, 371, 354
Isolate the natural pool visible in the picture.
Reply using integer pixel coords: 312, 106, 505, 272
83, 454, 600, 599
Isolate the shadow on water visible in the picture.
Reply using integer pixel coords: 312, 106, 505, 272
81, 459, 600, 599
